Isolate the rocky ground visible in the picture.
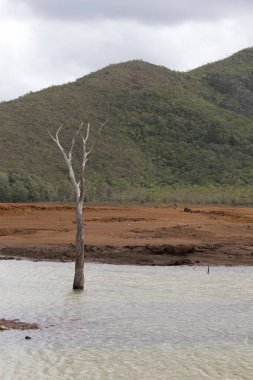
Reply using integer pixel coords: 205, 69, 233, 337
0, 319, 38, 331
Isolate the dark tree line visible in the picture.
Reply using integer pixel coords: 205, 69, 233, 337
0, 169, 60, 202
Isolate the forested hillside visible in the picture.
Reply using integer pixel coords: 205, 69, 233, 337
1, 48, 253, 203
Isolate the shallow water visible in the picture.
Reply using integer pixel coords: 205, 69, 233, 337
0, 261, 253, 380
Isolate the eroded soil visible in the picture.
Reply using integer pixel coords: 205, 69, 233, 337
1, 203, 253, 266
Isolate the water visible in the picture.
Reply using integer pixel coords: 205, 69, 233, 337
0, 261, 253, 380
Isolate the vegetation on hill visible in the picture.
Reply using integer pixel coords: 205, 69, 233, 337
1, 48, 253, 203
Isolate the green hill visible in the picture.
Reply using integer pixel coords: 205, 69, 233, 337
1, 48, 253, 203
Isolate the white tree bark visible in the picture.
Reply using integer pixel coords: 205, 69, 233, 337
49, 122, 104, 290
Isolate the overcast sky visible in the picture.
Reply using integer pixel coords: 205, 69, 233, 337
1, 0, 253, 101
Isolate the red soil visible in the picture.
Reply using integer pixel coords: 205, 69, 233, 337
0, 203, 253, 266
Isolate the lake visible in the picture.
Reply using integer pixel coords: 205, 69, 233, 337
1, 261, 253, 379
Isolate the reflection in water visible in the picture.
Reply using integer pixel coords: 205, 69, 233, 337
0, 261, 253, 379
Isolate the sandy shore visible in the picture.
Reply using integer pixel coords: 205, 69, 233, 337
1, 203, 253, 266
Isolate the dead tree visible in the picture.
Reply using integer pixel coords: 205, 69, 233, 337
49, 122, 103, 290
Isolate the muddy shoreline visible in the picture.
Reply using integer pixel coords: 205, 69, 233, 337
1, 241, 253, 266
1, 203, 253, 266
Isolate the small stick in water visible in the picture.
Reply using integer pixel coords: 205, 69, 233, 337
207, 266, 210, 274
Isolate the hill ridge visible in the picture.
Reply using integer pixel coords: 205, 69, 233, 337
1, 47, 253, 202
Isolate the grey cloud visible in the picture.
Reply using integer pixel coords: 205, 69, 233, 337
14, 0, 253, 24
1, 1, 253, 101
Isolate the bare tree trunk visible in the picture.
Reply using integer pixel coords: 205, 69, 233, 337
73, 200, 85, 290
49, 121, 105, 290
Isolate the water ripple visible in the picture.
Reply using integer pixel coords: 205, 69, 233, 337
1, 262, 253, 379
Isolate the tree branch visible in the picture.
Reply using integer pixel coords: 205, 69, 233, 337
86, 121, 106, 156
49, 120, 105, 203
48, 125, 80, 199
69, 122, 83, 159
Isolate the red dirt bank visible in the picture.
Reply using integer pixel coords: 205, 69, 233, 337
1, 203, 253, 266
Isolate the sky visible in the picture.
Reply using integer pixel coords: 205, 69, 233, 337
0, 0, 253, 101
